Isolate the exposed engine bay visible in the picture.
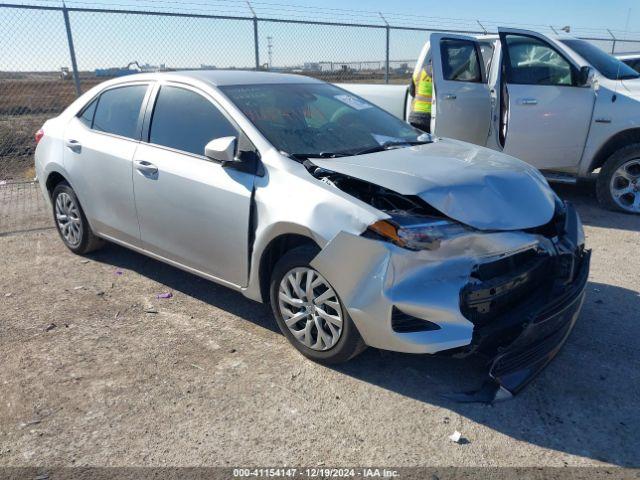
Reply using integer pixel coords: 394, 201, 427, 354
306, 162, 445, 218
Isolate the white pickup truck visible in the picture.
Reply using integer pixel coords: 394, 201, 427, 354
340, 27, 640, 213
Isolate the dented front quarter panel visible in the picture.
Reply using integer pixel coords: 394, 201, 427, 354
310, 228, 550, 354
243, 149, 387, 302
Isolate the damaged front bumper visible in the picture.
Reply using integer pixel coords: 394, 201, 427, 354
450, 246, 590, 402
312, 203, 589, 400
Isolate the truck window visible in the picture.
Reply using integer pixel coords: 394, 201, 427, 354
479, 42, 494, 78
440, 39, 482, 82
504, 34, 573, 86
628, 59, 640, 73
561, 39, 640, 80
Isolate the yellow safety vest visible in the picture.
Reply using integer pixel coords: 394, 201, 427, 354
412, 69, 433, 114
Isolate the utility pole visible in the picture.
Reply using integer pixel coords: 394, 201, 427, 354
246, 0, 260, 70
62, 2, 82, 96
267, 36, 273, 70
607, 29, 617, 54
379, 12, 389, 84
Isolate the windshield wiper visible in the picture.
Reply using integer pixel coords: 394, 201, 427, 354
287, 138, 432, 160
352, 140, 431, 156
288, 151, 350, 160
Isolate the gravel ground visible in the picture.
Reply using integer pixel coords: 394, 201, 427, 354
0, 183, 639, 468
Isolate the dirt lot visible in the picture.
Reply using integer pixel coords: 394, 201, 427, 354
0, 183, 639, 468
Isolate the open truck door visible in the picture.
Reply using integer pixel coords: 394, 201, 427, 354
497, 27, 595, 171
430, 33, 492, 145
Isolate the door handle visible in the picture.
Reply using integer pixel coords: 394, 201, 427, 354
65, 139, 82, 153
135, 160, 158, 176
520, 98, 538, 105
444, 94, 457, 100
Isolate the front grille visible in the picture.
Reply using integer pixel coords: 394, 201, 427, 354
460, 249, 553, 326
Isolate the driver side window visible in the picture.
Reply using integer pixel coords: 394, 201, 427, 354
504, 34, 573, 86
440, 39, 482, 82
149, 86, 237, 156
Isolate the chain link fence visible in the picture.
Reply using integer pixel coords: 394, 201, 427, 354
2, 2, 640, 233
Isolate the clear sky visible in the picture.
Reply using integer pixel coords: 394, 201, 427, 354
290, 0, 639, 34
2, 0, 639, 71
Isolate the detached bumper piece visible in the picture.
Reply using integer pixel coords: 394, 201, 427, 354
449, 204, 590, 403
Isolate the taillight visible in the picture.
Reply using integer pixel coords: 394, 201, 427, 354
35, 128, 44, 145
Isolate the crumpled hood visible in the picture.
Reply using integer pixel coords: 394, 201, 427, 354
312, 138, 556, 231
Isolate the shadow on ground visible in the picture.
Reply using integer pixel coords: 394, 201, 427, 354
333, 281, 639, 467
89, 243, 277, 333
89, 240, 640, 467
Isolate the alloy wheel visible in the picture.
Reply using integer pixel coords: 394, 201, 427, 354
610, 159, 640, 213
55, 192, 83, 246
277, 267, 343, 351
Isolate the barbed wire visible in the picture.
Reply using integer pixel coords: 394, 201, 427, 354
2, 0, 640, 39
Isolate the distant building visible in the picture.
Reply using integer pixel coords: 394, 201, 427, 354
95, 61, 162, 77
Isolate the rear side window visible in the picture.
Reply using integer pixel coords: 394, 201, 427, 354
78, 98, 97, 127
441, 39, 482, 82
92, 85, 148, 139
149, 86, 237, 156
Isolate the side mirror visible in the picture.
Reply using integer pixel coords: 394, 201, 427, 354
577, 66, 593, 87
204, 136, 238, 163
409, 80, 416, 98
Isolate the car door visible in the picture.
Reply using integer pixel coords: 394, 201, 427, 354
498, 28, 596, 171
132, 83, 255, 287
63, 83, 150, 246
430, 33, 492, 145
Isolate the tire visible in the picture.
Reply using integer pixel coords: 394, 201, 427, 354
269, 245, 366, 364
51, 182, 105, 254
596, 144, 640, 214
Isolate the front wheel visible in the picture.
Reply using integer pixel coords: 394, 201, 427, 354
269, 245, 366, 364
596, 144, 640, 213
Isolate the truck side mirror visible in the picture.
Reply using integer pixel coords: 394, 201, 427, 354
577, 66, 593, 87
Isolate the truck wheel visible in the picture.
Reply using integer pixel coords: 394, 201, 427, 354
52, 182, 105, 254
269, 245, 366, 364
596, 144, 640, 214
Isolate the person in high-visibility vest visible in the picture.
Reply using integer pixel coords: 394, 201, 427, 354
408, 60, 433, 133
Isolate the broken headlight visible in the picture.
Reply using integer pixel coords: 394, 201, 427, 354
368, 217, 471, 250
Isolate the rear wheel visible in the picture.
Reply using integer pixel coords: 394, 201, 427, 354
52, 182, 104, 254
269, 245, 366, 364
597, 144, 640, 213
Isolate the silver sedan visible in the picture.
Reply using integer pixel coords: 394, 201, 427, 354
35, 71, 589, 401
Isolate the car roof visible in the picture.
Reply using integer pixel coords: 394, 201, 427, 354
107, 70, 323, 87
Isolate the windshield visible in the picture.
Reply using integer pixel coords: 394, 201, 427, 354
561, 39, 640, 80
220, 83, 427, 158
